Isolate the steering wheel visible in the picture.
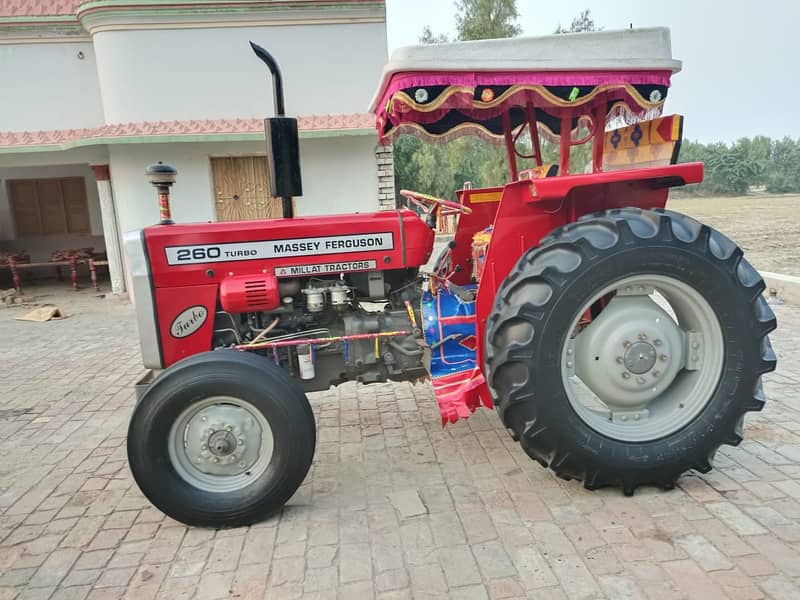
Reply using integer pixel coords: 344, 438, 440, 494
400, 189, 473, 216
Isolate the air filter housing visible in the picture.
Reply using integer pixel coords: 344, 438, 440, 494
219, 274, 280, 313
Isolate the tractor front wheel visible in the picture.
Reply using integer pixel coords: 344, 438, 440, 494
127, 350, 315, 527
486, 208, 776, 495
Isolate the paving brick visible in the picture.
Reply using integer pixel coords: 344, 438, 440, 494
28, 548, 79, 588
706, 502, 768, 535
388, 491, 428, 520
674, 534, 733, 571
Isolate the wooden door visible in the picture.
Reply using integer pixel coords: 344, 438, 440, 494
7, 177, 90, 235
61, 178, 91, 233
7, 181, 41, 235
37, 179, 68, 234
210, 157, 281, 222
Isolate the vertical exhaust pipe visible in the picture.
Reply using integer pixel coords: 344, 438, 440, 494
249, 41, 303, 219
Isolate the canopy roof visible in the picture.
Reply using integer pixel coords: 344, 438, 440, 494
371, 28, 682, 143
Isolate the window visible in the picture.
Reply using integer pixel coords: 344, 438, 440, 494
7, 177, 90, 236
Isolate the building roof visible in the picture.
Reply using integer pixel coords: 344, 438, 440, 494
0, 0, 80, 17
0, 114, 375, 152
0, 0, 384, 18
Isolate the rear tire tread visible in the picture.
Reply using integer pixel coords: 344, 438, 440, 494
486, 208, 777, 494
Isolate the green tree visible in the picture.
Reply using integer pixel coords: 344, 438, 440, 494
455, 0, 521, 41
419, 25, 449, 44
555, 9, 598, 34
767, 137, 800, 193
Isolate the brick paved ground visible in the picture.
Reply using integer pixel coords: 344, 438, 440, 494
0, 285, 799, 600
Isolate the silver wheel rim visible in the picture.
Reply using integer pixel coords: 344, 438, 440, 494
561, 274, 724, 442
168, 396, 274, 492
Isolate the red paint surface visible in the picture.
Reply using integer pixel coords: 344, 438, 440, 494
143, 209, 434, 368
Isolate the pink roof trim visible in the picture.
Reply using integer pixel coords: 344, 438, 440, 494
0, 0, 385, 18
0, 114, 375, 149
0, 0, 81, 17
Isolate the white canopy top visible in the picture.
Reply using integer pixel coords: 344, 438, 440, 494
369, 27, 681, 112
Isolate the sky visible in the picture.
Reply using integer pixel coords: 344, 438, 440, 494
384, 0, 800, 143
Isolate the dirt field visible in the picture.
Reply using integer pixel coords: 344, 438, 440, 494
667, 194, 799, 275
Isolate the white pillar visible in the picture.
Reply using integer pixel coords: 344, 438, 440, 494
91, 165, 126, 295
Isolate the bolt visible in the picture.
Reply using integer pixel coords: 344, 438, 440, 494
207, 428, 214, 434
225, 425, 233, 432
659, 354, 668, 362
638, 285, 646, 292
638, 332, 647, 341
567, 348, 573, 356
213, 457, 220, 463
692, 342, 699, 350
201, 444, 207, 450
623, 340, 631, 348
238, 439, 244, 446
201, 416, 207, 422
566, 361, 573, 369
692, 354, 699, 362
654, 339, 662, 346
616, 356, 624, 364
633, 414, 641, 421
653, 371, 661, 378
621, 415, 629, 421
239, 461, 246, 467
625, 286, 633, 293
622, 372, 631, 379
636, 376, 646, 385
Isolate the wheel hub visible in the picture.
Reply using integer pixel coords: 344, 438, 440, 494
624, 341, 657, 374
207, 430, 237, 457
181, 403, 262, 477
573, 295, 685, 409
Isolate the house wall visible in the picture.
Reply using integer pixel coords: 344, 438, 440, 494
0, 42, 105, 132
0, 162, 106, 261
109, 134, 381, 235
92, 21, 387, 123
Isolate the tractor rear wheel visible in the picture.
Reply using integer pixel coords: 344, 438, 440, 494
127, 350, 315, 527
485, 208, 776, 495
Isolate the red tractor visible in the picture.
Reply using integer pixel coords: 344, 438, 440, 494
126, 28, 776, 527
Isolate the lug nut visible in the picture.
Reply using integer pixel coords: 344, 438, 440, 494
239, 461, 246, 467
652, 371, 661, 378
201, 444, 207, 450
622, 372, 631, 379
633, 414, 640, 421
692, 342, 700, 350
566, 361, 573, 368
636, 376, 646, 385
567, 348, 573, 356
638, 333, 647, 341
623, 340, 631, 348
653, 339, 662, 346
621, 415, 629, 421
238, 439, 244, 446
616, 356, 624, 364
201, 416, 207, 422
692, 355, 699, 362
213, 457, 220, 463
225, 425, 233, 432
659, 354, 668, 362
